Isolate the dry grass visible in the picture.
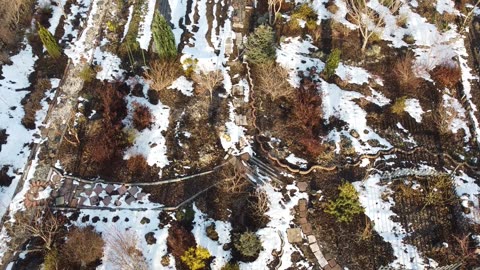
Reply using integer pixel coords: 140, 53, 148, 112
145, 60, 182, 106
394, 53, 422, 93
0, 0, 32, 47
255, 62, 293, 102
433, 103, 458, 135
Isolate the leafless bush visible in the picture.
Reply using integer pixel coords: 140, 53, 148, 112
105, 228, 148, 270
192, 70, 223, 99
220, 161, 249, 193
16, 206, 62, 250
248, 189, 270, 224
346, 0, 401, 51
255, 62, 294, 102
394, 53, 422, 93
62, 226, 104, 268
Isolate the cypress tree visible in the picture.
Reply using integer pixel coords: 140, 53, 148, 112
38, 23, 61, 59
151, 13, 177, 59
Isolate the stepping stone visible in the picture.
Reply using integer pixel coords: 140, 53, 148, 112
89, 196, 99, 205
117, 185, 127, 196
125, 196, 135, 205
297, 217, 308, 224
232, 85, 244, 96
128, 186, 139, 196
307, 235, 316, 244
286, 228, 302, 244
310, 243, 320, 253
328, 259, 337, 268
314, 250, 328, 268
234, 115, 248, 126
78, 197, 86, 206
301, 223, 312, 235
105, 184, 115, 194
93, 184, 103, 195
298, 211, 308, 218
114, 199, 122, 206
70, 198, 78, 208
84, 189, 92, 196
136, 192, 146, 200
55, 196, 65, 206
102, 196, 112, 206
296, 181, 308, 192
64, 178, 73, 186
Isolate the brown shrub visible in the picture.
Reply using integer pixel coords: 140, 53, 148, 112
132, 102, 153, 131
145, 60, 181, 107
254, 62, 294, 101
430, 62, 461, 89
293, 78, 322, 135
299, 138, 325, 157
61, 226, 104, 268
394, 53, 422, 93
167, 222, 196, 258
126, 154, 148, 176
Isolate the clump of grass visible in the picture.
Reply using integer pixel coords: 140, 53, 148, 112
394, 53, 422, 93
391, 96, 407, 115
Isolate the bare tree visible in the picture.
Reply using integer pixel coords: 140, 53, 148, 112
105, 228, 148, 270
268, 0, 283, 24
346, 0, 401, 51
249, 188, 270, 222
192, 70, 223, 100
16, 206, 62, 251
255, 62, 293, 101
221, 160, 249, 193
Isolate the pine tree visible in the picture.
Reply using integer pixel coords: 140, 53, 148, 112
37, 23, 61, 59
151, 13, 177, 59
245, 25, 276, 65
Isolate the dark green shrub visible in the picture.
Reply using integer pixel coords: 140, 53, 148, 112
323, 48, 341, 79
245, 25, 276, 65
234, 231, 262, 260
325, 181, 364, 223
152, 12, 177, 59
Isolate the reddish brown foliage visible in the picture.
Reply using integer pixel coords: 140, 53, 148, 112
132, 103, 153, 131
299, 138, 326, 157
167, 222, 196, 258
293, 78, 322, 136
126, 155, 148, 176
430, 63, 461, 89
85, 83, 128, 164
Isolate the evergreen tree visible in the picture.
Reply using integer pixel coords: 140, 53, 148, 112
38, 24, 61, 59
245, 25, 276, 65
152, 13, 177, 59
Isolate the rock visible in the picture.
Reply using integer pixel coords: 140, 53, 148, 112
286, 228, 303, 244
145, 232, 157, 245
161, 255, 170, 266
310, 243, 320, 253
296, 182, 308, 192
140, 217, 150, 224
350, 129, 360, 139
403, 34, 415, 45
301, 223, 312, 235
206, 224, 219, 241
463, 206, 471, 215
